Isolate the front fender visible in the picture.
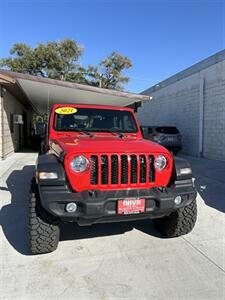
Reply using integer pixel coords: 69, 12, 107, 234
172, 156, 193, 181
36, 154, 66, 186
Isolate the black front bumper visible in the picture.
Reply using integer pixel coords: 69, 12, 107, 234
38, 179, 197, 225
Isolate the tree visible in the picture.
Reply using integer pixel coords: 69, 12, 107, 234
86, 52, 132, 90
0, 41, 132, 90
0, 39, 84, 81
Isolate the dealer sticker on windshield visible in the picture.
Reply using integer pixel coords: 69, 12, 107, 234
55, 107, 77, 115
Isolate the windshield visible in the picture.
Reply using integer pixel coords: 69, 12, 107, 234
54, 108, 138, 133
156, 127, 179, 134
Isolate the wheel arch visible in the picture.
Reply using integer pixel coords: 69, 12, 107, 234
171, 156, 193, 181
36, 154, 66, 186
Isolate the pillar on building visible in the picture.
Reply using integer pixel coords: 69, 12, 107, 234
0, 85, 4, 159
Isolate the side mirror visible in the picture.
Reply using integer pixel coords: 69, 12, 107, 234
140, 126, 144, 136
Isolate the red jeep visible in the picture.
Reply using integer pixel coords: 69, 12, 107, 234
29, 104, 197, 254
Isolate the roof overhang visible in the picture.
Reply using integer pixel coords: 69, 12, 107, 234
0, 70, 149, 114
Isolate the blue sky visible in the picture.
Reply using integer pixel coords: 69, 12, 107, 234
0, 0, 224, 92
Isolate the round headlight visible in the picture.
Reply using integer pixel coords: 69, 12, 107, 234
70, 155, 89, 173
155, 155, 167, 171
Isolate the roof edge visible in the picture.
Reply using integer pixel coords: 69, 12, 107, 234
141, 49, 225, 95
0, 70, 149, 102
0, 73, 16, 84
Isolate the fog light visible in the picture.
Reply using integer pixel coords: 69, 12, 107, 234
174, 196, 182, 205
65, 202, 77, 213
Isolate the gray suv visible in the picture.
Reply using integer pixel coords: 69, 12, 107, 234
141, 126, 182, 155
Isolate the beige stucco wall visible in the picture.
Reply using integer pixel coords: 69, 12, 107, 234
0, 90, 29, 159
0, 90, 3, 159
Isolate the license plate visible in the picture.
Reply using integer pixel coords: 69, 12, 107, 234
117, 198, 145, 215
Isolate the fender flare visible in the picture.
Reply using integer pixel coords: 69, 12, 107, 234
36, 154, 66, 186
172, 156, 193, 181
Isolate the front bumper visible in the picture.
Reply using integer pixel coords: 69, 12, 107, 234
38, 179, 197, 225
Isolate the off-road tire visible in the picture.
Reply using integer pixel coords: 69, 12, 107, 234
29, 178, 60, 254
153, 199, 197, 237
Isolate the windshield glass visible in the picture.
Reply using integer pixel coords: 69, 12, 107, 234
54, 108, 138, 133
156, 127, 179, 134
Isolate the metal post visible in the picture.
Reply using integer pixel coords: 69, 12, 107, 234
0, 85, 4, 159
99, 74, 102, 88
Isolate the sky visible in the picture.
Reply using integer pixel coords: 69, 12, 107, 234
0, 0, 224, 93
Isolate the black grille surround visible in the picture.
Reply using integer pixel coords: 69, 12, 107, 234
90, 154, 155, 186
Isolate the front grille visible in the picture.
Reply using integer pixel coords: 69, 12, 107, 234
111, 155, 119, 184
121, 155, 128, 184
90, 155, 98, 184
130, 155, 137, 183
101, 155, 108, 184
90, 154, 155, 186
140, 155, 146, 183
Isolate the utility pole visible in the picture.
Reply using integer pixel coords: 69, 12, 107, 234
99, 73, 102, 88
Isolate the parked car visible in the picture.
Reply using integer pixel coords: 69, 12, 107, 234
29, 104, 196, 254
141, 126, 182, 155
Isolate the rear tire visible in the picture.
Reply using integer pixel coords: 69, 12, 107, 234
153, 199, 197, 237
28, 178, 60, 254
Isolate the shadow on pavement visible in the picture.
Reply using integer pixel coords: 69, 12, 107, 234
0, 166, 161, 255
194, 175, 225, 213
60, 219, 161, 242
181, 155, 225, 214
0, 165, 35, 255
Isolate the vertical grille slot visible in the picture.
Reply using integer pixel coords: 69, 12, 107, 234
130, 155, 137, 183
111, 155, 118, 184
140, 155, 147, 183
101, 155, 108, 184
121, 155, 128, 184
149, 155, 155, 182
90, 155, 98, 184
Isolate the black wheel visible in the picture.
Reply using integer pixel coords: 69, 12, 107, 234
28, 178, 60, 254
153, 199, 197, 238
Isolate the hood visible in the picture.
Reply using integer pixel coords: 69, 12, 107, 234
50, 134, 170, 155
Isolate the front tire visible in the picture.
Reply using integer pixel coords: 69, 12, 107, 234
153, 199, 197, 237
28, 178, 60, 254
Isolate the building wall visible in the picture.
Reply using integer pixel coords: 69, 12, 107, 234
137, 60, 225, 160
0, 89, 3, 159
203, 77, 225, 159
0, 90, 28, 159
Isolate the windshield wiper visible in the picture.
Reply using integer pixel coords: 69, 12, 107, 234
61, 128, 94, 137
97, 129, 125, 139
75, 129, 94, 138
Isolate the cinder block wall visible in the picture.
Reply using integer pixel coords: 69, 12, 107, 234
137, 60, 225, 160
137, 75, 200, 156
203, 80, 225, 160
